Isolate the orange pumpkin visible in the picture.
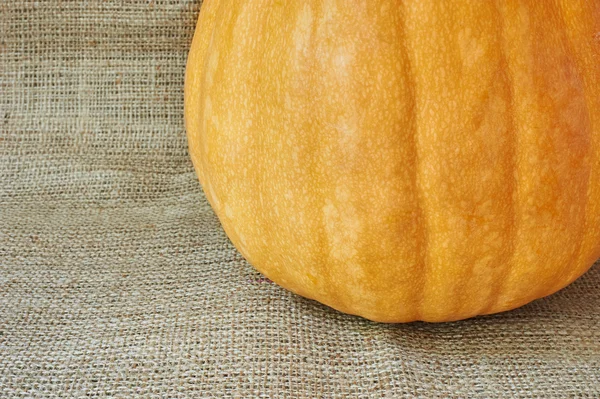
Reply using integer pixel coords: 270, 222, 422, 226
185, 0, 600, 322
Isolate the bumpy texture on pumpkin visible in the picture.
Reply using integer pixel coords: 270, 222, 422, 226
185, 0, 600, 322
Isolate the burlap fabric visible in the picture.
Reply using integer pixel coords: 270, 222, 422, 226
1, 1, 599, 397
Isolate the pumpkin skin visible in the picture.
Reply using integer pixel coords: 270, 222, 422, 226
185, 0, 600, 322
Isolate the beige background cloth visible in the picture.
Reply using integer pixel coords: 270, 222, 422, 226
1, 1, 599, 397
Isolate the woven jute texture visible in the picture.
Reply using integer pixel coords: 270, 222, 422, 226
1, 1, 600, 397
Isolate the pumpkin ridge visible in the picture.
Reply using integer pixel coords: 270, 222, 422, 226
395, 2, 428, 322
554, 3, 593, 292
495, 2, 594, 309
311, 3, 345, 312
556, 1, 599, 286
482, 0, 520, 315
522, 2, 593, 302
255, 2, 276, 282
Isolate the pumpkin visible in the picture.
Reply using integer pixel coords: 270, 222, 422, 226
185, 0, 600, 322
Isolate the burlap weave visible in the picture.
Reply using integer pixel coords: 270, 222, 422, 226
1, 1, 599, 397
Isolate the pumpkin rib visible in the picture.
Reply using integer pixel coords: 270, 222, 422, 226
311, 2, 347, 312
548, 4, 593, 297
482, 1, 591, 312
255, 2, 275, 284
518, 1, 593, 304
481, 0, 521, 315
394, 2, 427, 322
557, 0, 600, 286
